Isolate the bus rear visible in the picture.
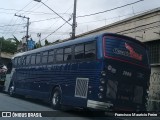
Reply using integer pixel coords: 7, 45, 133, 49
102, 34, 150, 111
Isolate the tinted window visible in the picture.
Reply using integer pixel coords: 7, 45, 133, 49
57, 49, 63, 54
64, 47, 72, 61
31, 54, 36, 65
56, 48, 63, 62
14, 58, 18, 66
85, 42, 96, 59
17, 57, 21, 65
21, 56, 26, 66
36, 53, 41, 64
75, 44, 84, 59
26, 55, 31, 65
105, 37, 148, 67
48, 50, 55, 63
42, 51, 48, 64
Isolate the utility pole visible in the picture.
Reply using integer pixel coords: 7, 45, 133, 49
72, 0, 77, 39
0, 37, 3, 63
15, 14, 30, 51
34, 0, 77, 40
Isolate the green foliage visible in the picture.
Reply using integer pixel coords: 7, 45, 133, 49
45, 39, 52, 46
0, 37, 18, 53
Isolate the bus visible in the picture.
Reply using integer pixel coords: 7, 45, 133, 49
8, 33, 151, 111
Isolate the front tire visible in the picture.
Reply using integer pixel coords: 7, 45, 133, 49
9, 83, 15, 97
51, 87, 62, 110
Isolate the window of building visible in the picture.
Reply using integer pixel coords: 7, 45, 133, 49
64, 47, 72, 61
56, 48, 63, 62
85, 42, 96, 59
31, 54, 36, 65
48, 50, 55, 63
36, 53, 41, 64
75, 44, 84, 59
146, 40, 160, 64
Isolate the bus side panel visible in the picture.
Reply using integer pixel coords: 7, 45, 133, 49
61, 60, 104, 108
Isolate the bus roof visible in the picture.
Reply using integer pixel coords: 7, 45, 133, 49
13, 33, 146, 58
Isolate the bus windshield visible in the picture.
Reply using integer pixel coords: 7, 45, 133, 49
104, 36, 149, 68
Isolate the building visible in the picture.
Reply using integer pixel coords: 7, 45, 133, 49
0, 52, 13, 66
73, 7, 160, 110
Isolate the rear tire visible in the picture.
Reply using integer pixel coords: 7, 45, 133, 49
51, 87, 61, 110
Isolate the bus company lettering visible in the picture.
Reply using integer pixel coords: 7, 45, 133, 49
125, 43, 142, 61
113, 48, 130, 57
113, 43, 142, 61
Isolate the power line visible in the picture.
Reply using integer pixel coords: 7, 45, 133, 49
40, 20, 69, 41
2, 1, 33, 38
24, 0, 49, 16
31, 17, 60, 23
15, 0, 33, 14
0, 7, 69, 15
77, 9, 151, 25
0, 17, 61, 28
38, 5, 73, 40
77, 0, 144, 18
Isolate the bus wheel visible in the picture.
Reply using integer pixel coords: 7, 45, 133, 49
9, 84, 15, 97
51, 87, 61, 110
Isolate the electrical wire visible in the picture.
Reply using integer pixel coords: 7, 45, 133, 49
77, 0, 144, 18
40, 20, 69, 41
15, 0, 33, 14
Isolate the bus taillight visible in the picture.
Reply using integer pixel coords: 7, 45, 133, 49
99, 86, 104, 92
100, 78, 105, 84
101, 71, 106, 76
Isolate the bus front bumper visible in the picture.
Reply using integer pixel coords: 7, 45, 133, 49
87, 100, 113, 110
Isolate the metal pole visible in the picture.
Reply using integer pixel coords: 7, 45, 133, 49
0, 38, 2, 63
26, 17, 30, 51
72, 0, 77, 39
15, 14, 30, 51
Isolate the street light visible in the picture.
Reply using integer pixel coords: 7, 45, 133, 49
33, 0, 72, 26
33, 0, 77, 39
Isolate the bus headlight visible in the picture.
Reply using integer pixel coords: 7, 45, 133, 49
98, 93, 103, 99
100, 78, 105, 84
99, 86, 104, 92
101, 71, 106, 76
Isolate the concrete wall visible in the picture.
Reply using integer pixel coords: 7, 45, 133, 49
77, 8, 160, 43
148, 66, 160, 111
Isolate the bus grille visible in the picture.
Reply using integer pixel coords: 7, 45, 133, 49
75, 78, 89, 98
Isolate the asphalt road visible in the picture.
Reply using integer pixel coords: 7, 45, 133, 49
0, 92, 159, 120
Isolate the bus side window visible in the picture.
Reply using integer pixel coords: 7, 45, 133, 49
56, 48, 63, 62
85, 42, 96, 59
21, 56, 26, 66
75, 44, 84, 59
17, 57, 22, 66
14, 58, 18, 67
26, 55, 31, 65
36, 53, 41, 64
64, 47, 72, 61
48, 50, 55, 63
42, 51, 48, 64
31, 54, 36, 65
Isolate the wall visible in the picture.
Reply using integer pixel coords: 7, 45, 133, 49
148, 66, 160, 111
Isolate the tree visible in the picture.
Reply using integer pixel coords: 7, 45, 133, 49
45, 39, 51, 46
0, 37, 17, 53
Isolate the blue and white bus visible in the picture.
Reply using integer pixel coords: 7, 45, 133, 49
9, 33, 151, 111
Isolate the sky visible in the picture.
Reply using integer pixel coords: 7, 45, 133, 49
0, 0, 160, 44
